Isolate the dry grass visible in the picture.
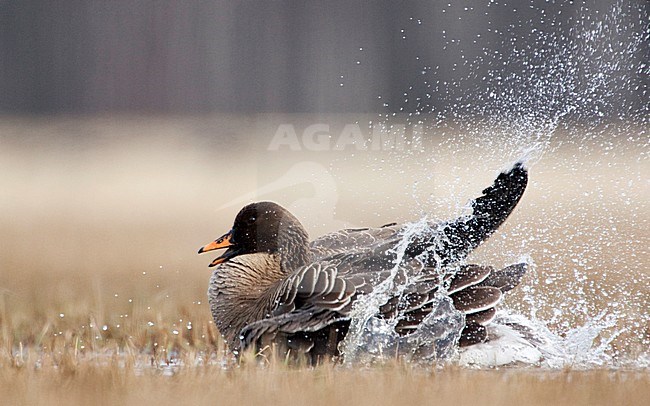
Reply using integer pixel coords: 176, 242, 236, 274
1, 357, 650, 406
0, 115, 648, 405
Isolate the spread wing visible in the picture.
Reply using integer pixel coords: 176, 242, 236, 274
310, 162, 528, 267
407, 162, 528, 266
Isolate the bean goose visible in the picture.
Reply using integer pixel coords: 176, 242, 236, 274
199, 162, 529, 363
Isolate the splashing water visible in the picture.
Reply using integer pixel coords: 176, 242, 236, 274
406, 0, 649, 151
339, 219, 466, 364
342, 296, 463, 365
340, 1, 648, 369
338, 217, 637, 368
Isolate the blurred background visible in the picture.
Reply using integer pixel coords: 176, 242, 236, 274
0, 0, 648, 356
1, 0, 647, 115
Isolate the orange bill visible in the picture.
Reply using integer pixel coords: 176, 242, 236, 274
198, 230, 241, 267
198, 231, 233, 254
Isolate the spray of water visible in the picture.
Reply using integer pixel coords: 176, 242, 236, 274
340, 219, 467, 364
342, 1, 648, 368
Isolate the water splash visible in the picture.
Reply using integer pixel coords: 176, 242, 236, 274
378, 0, 648, 168
339, 219, 466, 364
342, 296, 464, 365
340, 1, 648, 368
458, 310, 627, 368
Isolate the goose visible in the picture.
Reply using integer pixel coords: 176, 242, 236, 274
198, 162, 531, 364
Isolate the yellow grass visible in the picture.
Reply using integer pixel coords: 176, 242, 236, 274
0, 115, 648, 405
1, 360, 650, 406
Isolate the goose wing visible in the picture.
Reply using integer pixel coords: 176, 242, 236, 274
406, 162, 528, 266
240, 262, 528, 351
310, 162, 528, 266
273, 244, 413, 315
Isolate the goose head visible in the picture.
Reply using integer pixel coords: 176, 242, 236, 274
198, 201, 312, 272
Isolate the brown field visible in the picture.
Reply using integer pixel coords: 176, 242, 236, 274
2, 362, 650, 406
0, 115, 648, 405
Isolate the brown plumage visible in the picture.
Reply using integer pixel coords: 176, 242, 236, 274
199, 162, 529, 362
